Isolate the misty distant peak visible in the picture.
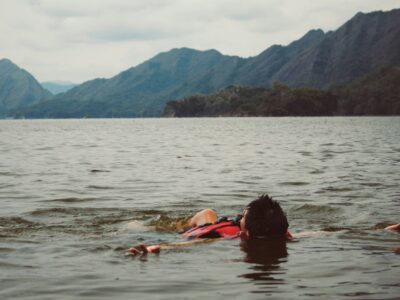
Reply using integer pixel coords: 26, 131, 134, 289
40, 81, 78, 95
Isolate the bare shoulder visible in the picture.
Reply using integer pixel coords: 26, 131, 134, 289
188, 209, 218, 227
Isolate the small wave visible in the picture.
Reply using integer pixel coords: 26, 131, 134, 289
0, 234, 13, 238
30, 207, 135, 220
0, 217, 38, 227
30, 207, 81, 216
327, 201, 354, 206
0, 183, 16, 189
321, 226, 353, 232
90, 169, 111, 173
234, 180, 258, 185
279, 181, 310, 186
147, 214, 190, 233
0, 217, 42, 237
321, 149, 355, 154
248, 175, 263, 180
36, 146, 53, 151
2, 208, 145, 238
359, 182, 383, 187
0, 247, 15, 253
322, 153, 334, 158
309, 169, 324, 174
139, 209, 166, 215
85, 245, 113, 253
87, 185, 114, 189
298, 151, 312, 156
0, 171, 16, 176
42, 197, 97, 203
201, 192, 250, 198
0, 262, 38, 269
316, 186, 354, 193
91, 216, 132, 226
123, 220, 152, 232
290, 204, 340, 215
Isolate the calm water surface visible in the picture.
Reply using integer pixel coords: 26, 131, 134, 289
0, 117, 399, 299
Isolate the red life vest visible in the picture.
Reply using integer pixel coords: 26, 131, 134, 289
182, 221, 293, 239
182, 221, 240, 239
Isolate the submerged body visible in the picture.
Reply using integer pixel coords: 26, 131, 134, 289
127, 195, 291, 255
127, 196, 398, 256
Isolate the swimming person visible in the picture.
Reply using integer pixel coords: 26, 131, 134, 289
126, 194, 290, 256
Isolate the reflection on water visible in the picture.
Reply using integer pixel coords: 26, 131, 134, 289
240, 238, 288, 293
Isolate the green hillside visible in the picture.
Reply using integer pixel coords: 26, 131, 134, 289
163, 67, 400, 117
0, 59, 51, 117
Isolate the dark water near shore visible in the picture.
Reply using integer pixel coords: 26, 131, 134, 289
0, 117, 399, 299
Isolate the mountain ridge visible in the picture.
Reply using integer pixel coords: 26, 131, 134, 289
0, 58, 51, 116
271, 9, 400, 88
6, 8, 400, 118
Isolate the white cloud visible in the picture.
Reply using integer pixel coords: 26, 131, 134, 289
0, 0, 398, 82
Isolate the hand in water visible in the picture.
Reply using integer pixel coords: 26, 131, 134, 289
125, 243, 161, 256
385, 223, 400, 232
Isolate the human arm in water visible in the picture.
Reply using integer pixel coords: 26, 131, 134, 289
385, 223, 400, 232
126, 243, 161, 255
289, 223, 400, 238
126, 209, 219, 256
125, 238, 221, 256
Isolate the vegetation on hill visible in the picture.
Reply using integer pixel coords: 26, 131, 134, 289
334, 66, 400, 115
162, 67, 400, 117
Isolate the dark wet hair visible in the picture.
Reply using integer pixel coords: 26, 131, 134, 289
244, 194, 289, 238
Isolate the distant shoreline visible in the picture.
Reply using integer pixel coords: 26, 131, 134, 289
2, 115, 400, 121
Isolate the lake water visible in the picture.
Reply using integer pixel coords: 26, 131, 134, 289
0, 117, 399, 299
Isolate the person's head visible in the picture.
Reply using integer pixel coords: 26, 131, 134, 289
240, 194, 288, 238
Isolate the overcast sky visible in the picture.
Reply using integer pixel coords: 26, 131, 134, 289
0, 0, 398, 83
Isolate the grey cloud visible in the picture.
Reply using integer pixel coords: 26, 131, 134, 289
33, 0, 172, 18
0, 0, 399, 82
90, 27, 179, 41
31, 0, 94, 18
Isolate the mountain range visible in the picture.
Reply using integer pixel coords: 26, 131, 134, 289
2, 8, 400, 118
